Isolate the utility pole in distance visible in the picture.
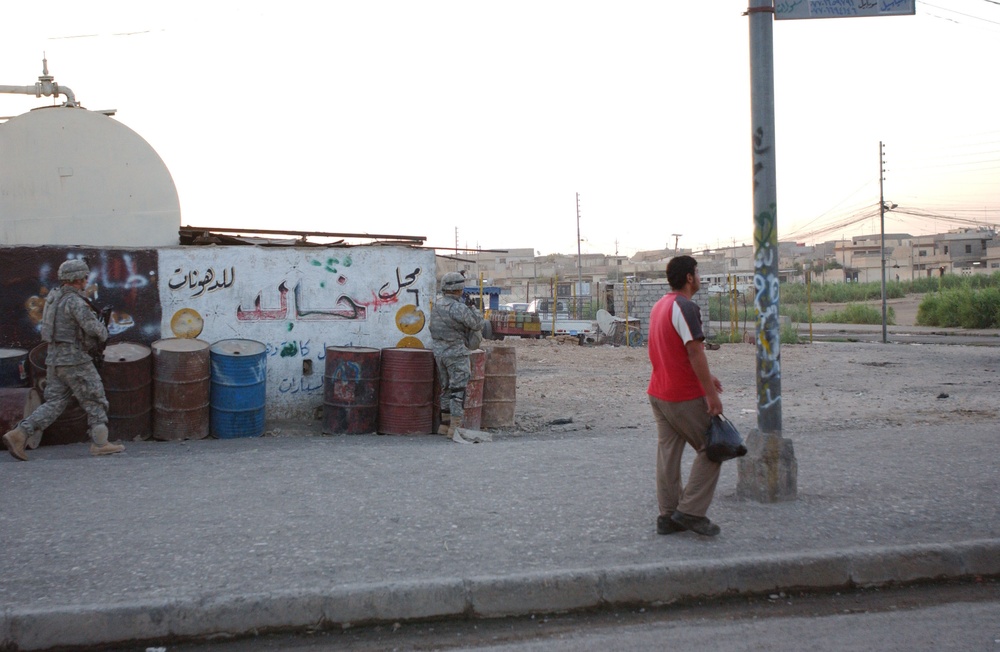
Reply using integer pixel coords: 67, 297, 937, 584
879, 141, 888, 344
576, 192, 583, 318
737, 0, 797, 503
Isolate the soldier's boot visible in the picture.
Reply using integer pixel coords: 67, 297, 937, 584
2, 426, 29, 461
89, 424, 125, 456
449, 417, 472, 444
437, 413, 451, 435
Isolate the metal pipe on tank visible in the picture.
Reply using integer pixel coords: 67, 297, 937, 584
0, 84, 77, 106
0, 57, 77, 107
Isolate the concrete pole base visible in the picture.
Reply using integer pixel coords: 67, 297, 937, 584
736, 429, 797, 502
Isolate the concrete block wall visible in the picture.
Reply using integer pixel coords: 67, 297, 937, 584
611, 282, 714, 344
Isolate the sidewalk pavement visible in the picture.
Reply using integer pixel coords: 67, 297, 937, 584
2, 418, 998, 650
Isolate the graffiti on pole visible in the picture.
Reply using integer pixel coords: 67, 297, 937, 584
753, 202, 782, 429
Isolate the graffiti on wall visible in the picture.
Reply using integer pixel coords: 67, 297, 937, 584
163, 255, 424, 336
0, 248, 161, 349
157, 247, 435, 418
167, 266, 235, 298
1, 245, 435, 419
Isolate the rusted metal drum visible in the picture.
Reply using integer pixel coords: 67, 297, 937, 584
0, 348, 29, 388
0, 387, 31, 436
27, 343, 89, 446
152, 338, 210, 441
482, 346, 517, 428
210, 339, 267, 439
323, 346, 380, 435
432, 362, 443, 434
463, 350, 487, 430
378, 348, 434, 435
100, 342, 153, 441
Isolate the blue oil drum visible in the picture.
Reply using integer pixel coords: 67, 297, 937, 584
209, 339, 267, 439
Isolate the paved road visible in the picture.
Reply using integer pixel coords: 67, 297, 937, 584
161, 580, 1000, 652
2, 418, 999, 650
793, 322, 1000, 346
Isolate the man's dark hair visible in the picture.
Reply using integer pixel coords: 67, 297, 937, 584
666, 255, 698, 290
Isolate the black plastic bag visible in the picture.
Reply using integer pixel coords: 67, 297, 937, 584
704, 414, 747, 463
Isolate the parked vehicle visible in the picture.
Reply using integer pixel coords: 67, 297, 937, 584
526, 298, 598, 341
489, 311, 542, 339
526, 298, 569, 317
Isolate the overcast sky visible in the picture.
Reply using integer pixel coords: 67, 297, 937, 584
2, 1, 998, 256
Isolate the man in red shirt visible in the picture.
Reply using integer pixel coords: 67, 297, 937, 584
647, 255, 724, 537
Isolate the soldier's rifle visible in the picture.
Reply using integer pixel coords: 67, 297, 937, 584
82, 297, 113, 369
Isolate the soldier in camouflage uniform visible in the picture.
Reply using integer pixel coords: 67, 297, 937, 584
430, 272, 485, 444
3, 259, 125, 461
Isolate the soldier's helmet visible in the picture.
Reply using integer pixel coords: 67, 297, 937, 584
58, 259, 90, 282
441, 272, 466, 292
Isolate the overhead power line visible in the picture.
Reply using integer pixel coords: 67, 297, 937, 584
919, 1, 1000, 25
782, 205, 1000, 242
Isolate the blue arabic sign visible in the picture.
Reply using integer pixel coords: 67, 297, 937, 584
775, 0, 916, 20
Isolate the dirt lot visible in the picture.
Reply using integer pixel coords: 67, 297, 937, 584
502, 327, 1000, 437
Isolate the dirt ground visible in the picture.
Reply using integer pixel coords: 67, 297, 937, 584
805, 294, 923, 327
501, 318, 1000, 436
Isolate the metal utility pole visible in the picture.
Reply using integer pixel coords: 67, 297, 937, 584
748, 0, 781, 436
879, 141, 888, 344
671, 233, 682, 253
576, 192, 583, 317
737, 0, 797, 503
615, 239, 622, 283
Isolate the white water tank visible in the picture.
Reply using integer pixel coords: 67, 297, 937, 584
0, 106, 180, 246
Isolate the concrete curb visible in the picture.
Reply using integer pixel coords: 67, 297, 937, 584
3, 539, 999, 651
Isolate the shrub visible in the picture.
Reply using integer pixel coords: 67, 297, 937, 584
785, 272, 1000, 301
918, 287, 1000, 328
821, 304, 894, 325
779, 302, 893, 325
780, 304, 811, 323
917, 293, 944, 326
780, 323, 801, 344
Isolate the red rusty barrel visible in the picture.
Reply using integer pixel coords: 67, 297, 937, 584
27, 343, 89, 446
101, 342, 153, 441
152, 338, 210, 441
482, 346, 517, 428
323, 346, 380, 435
0, 387, 31, 436
378, 348, 434, 435
463, 349, 487, 430
432, 362, 443, 434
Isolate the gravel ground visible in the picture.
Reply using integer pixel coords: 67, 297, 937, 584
505, 335, 1000, 437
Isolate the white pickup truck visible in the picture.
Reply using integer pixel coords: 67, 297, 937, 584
527, 298, 599, 341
